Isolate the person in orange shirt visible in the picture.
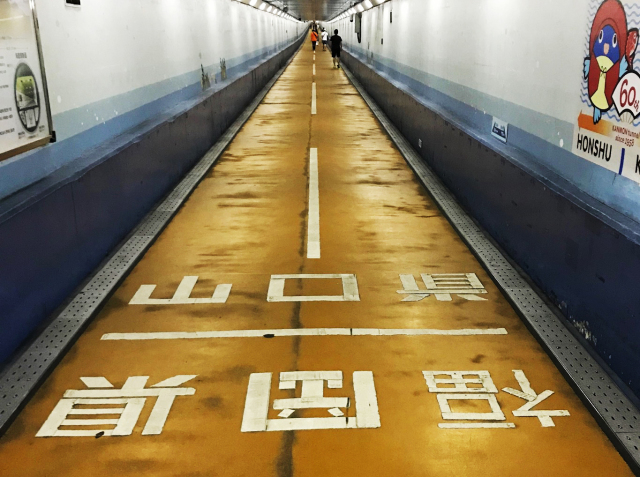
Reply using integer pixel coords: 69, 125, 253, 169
311, 29, 319, 51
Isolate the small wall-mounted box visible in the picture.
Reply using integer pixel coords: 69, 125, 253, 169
491, 117, 508, 143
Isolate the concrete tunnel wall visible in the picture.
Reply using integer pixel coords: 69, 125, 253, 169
329, 0, 640, 398
0, 1, 306, 365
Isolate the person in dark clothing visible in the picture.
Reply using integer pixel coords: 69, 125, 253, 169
330, 29, 342, 69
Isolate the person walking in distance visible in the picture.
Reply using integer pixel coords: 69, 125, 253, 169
321, 29, 329, 51
330, 29, 343, 69
311, 29, 319, 52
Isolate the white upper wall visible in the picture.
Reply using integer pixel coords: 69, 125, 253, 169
333, 0, 587, 124
35, 0, 300, 128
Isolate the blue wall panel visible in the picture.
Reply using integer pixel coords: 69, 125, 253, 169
0, 185, 83, 358
342, 50, 640, 398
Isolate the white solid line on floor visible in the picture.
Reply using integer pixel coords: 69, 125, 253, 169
311, 83, 317, 115
438, 423, 516, 429
101, 328, 508, 341
308, 148, 320, 259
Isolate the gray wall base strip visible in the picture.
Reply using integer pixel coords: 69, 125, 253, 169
0, 38, 305, 437
342, 64, 640, 474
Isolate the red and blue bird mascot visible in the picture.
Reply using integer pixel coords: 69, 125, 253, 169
584, 0, 639, 123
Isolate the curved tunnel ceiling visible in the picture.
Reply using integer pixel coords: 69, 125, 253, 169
273, 0, 351, 21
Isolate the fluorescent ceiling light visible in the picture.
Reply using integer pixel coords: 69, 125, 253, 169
363, 0, 373, 8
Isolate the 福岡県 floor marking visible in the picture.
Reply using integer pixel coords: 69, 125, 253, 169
241, 371, 380, 432
35, 375, 197, 437
422, 370, 569, 429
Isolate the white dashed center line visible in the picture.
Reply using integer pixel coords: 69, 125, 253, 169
307, 148, 320, 258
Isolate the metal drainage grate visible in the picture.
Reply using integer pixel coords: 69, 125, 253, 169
342, 64, 640, 473
0, 40, 305, 436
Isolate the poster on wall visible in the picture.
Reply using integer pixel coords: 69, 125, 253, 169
0, 0, 51, 161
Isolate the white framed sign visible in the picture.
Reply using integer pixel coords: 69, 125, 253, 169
0, 0, 52, 161
491, 117, 508, 144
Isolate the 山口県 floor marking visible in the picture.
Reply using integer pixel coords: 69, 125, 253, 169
101, 328, 508, 341
398, 273, 488, 302
129, 276, 232, 305
307, 148, 321, 259
268, 274, 358, 301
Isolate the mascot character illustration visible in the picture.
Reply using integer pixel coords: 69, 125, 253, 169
584, 0, 639, 123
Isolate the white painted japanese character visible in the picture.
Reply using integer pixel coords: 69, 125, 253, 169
267, 274, 360, 302
36, 375, 196, 437
502, 370, 570, 427
129, 276, 232, 305
423, 371, 514, 429
398, 273, 488, 302
241, 371, 379, 432
423, 370, 498, 393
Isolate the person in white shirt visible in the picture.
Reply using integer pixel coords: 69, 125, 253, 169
321, 29, 329, 51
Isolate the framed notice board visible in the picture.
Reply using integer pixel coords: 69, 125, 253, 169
0, 0, 52, 162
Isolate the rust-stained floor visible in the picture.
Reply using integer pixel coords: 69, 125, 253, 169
0, 40, 633, 476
